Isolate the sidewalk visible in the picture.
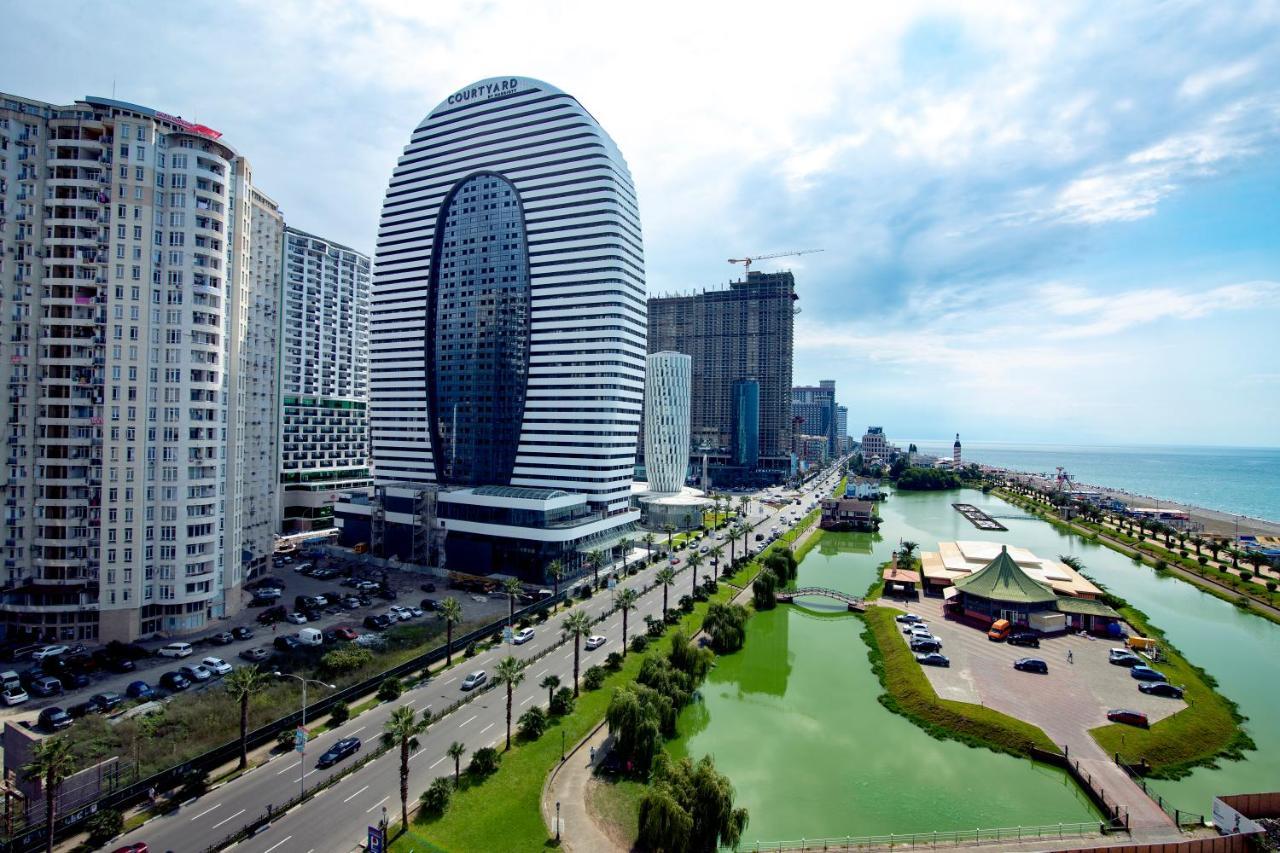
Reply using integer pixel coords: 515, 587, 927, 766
543, 725, 626, 853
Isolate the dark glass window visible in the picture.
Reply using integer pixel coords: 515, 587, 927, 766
425, 173, 531, 486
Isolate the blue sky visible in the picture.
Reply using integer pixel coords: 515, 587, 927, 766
5, 1, 1278, 446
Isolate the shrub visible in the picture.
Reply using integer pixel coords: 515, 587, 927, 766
1197, 555, 1209, 566
605, 651, 624, 672
468, 746, 501, 777
86, 808, 123, 846
465, 641, 478, 658
518, 706, 547, 740
583, 665, 606, 691
1240, 571, 1253, 583
646, 616, 665, 639
420, 776, 453, 815
677, 595, 694, 614
702, 577, 719, 595
536, 608, 549, 623
320, 646, 373, 675
1180, 550, 1189, 558
1153, 559, 1168, 572
630, 635, 649, 654
753, 569, 778, 610
276, 728, 299, 751
328, 700, 350, 727
1267, 581, 1277, 593
550, 686, 575, 716
377, 676, 403, 702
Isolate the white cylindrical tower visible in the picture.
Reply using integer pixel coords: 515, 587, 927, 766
645, 352, 692, 494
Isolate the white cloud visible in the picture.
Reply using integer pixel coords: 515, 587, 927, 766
1179, 58, 1258, 99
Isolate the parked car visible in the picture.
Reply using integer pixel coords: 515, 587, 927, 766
408, 607, 425, 618
363, 614, 392, 631
340, 597, 361, 610
584, 635, 607, 651
38, 706, 72, 731
125, 680, 155, 700
1106, 709, 1149, 727
87, 692, 124, 713
179, 664, 213, 683
1013, 658, 1049, 674
905, 624, 931, 636
1109, 648, 1142, 667
895, 613, 923, 624
461, 671, 487, 691
915, 652, 950, 667
1139, 682, 1185, 699
512, 627, 535, 645
93, 652, 136, 673
202, 656, 233, 676
331, 626, 359, 641
31, 645, 70, 661
157, 642, 194, 659
987, 619, 1012, 641
28, 675, 64, 698
316, 736, 362, 768
275, 635, 303, 653
257, 605, 288, 624
1130, 665, 1167, 682
58, 672, 90, 690
285, 612, 308, 625
239, 647, 271, 663
2, 685, 29, 706
159, 671, 191, 691
420, 582, 437, 593
208, 631, 235, 646
1008, 631, 1041, 648
420, 598, 438, 611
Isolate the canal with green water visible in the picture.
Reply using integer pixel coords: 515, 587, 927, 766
668, 487, 1280, 843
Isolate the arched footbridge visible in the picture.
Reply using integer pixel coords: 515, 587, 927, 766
777, 587, 867, 612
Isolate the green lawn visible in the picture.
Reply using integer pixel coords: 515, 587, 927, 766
861, 606, 1060, 757
586, 775, 646, 848
1088, 606, 1252, 778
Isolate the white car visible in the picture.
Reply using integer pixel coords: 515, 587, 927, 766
202, 656, 233, 676
355, 633, 387, 649
31, 645, 70, 661
584, 635, 606, 651
408, 607, 424, 618
386, 609, 407, 623
512, 627, 535, 645
906, 623, 931, 636
896, 613, 924, 625
2, 686, 29, 706
390, 605, 411, 620
285, 612, 308, 625
157, 642, 194, 658
461, 670, 487, 691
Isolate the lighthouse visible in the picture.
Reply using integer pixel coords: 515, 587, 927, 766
953, 433, 962, 467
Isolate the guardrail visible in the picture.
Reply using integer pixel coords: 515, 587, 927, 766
732, 820, 1109, 851
1116, 755, 1206, 827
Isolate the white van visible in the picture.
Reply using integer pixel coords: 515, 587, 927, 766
157, 642, 193, 658
297, 628, 324, 646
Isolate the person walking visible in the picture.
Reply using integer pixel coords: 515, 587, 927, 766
1067, 649, 1074, 664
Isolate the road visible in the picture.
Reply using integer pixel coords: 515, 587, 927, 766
116, 468, 844, 852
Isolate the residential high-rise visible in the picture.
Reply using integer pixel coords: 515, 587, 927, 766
861, 426, 892, 461
836, 405, 848, 451
793, 380, 837, 456
647, 270, 796, 480
644, 353, 691, 493
349, 76, 645, 579
730, 378, 760, 468
278, 228, 371, 533
0, 93, 277, 641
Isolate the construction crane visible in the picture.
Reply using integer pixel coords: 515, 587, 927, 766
727, 248, 824, 278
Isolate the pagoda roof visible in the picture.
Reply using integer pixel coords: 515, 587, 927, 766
953, 545, 1058, 604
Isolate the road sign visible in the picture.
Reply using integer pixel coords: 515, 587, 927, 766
502, 626, 514, 643
294, 726, 307, 753
368, 825, 385, 853
607, 576, 617, 590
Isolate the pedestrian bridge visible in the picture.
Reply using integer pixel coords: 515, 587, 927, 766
777, 587, 867, 612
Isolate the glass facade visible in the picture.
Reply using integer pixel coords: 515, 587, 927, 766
732, 378, 760, 467
425, 173, 531, 486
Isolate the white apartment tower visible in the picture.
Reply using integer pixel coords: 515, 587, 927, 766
279, 227, 371, 532
0, 93, 277, 641
644, 352, 691, 494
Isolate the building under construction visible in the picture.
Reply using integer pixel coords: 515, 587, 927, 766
647, 270, 797, 484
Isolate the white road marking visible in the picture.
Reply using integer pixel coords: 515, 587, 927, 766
430, 755, 447, 769
190, 803, 222, 820
263, 836, 293, 853
443, 677, 457, 686
342, 784, 369, 803
520, 695, 534, 705
479, 722, 495, 734
459, 714, 477, 727
276, 760, 299, 775
535, 668, 548, 678
348, 725, 365, 735
367, 796, 389, 813
211, 808, 245, 829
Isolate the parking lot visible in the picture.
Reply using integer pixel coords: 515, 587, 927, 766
887, 595, 1186, 746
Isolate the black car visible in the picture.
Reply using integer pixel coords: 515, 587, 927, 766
86, 692, 123, 713
104, 641, 150, 661
420, 582, 437, 593
1013, 658, 1049, 674
38, 707, 72, 731
420, 598, 438, 612
274, 635, 303, 653
363, 614, 392, 631
1139, 682, 1185, 699
258, 605, 287, 624
316, 737, 362, 768
239, 647, 271, 663
209, 631, 235, 646
1008, 631, 1041, 648
909, 638, 941, 653
92, 650, 136, 673
159, 671, 191, 691
231, 626, 255, 641
58, 672, 90, 690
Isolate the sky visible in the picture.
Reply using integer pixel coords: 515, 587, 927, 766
5, 0, 1279, 447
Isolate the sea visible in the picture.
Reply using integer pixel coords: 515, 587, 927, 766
906, 441, 1280, 523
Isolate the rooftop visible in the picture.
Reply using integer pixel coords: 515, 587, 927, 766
920, 540, 1103, 598
953, 545, 1059, 605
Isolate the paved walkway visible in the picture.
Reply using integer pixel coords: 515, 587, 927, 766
543, 724, 626, 853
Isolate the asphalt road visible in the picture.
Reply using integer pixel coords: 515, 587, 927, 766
116, 469, 844, 852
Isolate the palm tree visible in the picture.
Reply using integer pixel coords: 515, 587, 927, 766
447, 741, 466, 786
562, 611, 592, 697
688, 552, 703, 597
663, 523, 676, 556
618, 537, 633, 576
738, 494, 751, 519
898, 540, 918, 567
381, 705, 427, 836
1059, 554, 1085, 572
494, 655, 527, 750
710, 545, 723, 572
540, 673, 561, 707
224, 665, 268, 770
502, 577, 523, 626
587, 549, 605, 588
1190, 535, 1206, 556
642, 533, 655, 565
440, 596, 463, 666
23, 736, 75, 853
616, 587, 639, 654
547, 559, 567, 600
656, 566, 676, 621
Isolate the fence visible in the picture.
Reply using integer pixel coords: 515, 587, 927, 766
1030, 746, 1129, 829
1116, 756, 1206, 828
733, 821, 1108, 851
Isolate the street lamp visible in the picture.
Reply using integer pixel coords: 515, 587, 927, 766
274, 672, 335, 800
556, 800, 561, 842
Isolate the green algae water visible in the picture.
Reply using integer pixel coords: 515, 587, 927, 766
669, 487, 1280, 843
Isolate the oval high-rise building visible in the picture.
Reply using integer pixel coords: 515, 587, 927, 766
644, 352, 692, 493
361, 76, 646, 576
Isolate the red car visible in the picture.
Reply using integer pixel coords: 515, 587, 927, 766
112, 843, 148, 853
1106, 709, 1149, 728
333, 626, 359, 641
